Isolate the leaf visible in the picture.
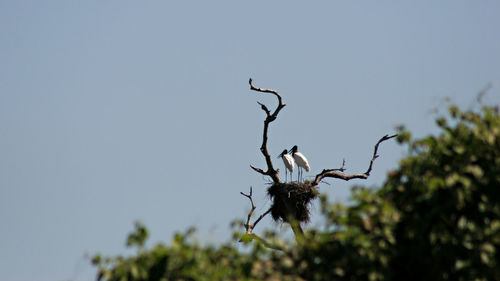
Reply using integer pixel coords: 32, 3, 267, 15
91, 254, 101, 265
239, 233, 254, 244
465, 165, 484, 178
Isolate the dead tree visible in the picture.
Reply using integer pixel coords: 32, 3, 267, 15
241, 78, 396, 240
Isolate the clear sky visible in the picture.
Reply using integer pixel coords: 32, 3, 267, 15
1, 1, 499, 280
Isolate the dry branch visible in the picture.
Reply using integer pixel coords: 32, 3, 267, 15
312, 134, 397, 185
248, 78, 286, 183
240, 186, 272, 234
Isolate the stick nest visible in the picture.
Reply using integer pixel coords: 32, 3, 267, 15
267, 181, 318, 223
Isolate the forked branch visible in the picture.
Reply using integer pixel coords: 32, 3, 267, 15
240, 187, 272, 234
312, 134, 397, 185
249, 78, 286, 183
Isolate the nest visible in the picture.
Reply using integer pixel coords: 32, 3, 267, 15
267, 181, 318, 223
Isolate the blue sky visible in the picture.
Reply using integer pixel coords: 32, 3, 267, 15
1, 1, 499, 280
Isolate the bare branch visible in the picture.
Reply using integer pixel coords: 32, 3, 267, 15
249, 78, 286, 183
365, 134, 398, 176
240, 186, 272, 234
240, 187, 256, 232
249, 78, 284, 106
250, 165, 267, 176
253, 207, 272, 231
312, 134, 397, 185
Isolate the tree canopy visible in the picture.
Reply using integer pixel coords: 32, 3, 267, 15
93, 102, 500, 281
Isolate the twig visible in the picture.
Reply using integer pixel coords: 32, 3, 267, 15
248, 78, 286, 183
318, 159, 346, 185
476, 82, 492, 104
312, 134, 397, 185
332, 159, 346, 172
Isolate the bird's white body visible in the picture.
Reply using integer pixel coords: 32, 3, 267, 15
292, 152, 310, 172
281, 153, 295, 173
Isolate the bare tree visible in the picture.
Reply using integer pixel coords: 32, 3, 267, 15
241, 78, 396, 241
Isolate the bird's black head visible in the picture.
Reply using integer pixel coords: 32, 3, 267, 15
289, 145, 298, 154
277, 149, 288, 158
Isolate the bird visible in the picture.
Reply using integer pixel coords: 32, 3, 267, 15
289, 145, 310, 182
278, 149, 295, 182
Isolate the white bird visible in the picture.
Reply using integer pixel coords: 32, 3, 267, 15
278, 149, 295, 182
289, 145, 310, 182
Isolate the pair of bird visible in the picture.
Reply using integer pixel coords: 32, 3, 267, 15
278, 145, 310, 182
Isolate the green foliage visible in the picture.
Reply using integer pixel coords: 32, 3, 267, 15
382, 104, 500, 280
126, 222, 149, 248
93, 227, 261, 281
94, 103, 500, 281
